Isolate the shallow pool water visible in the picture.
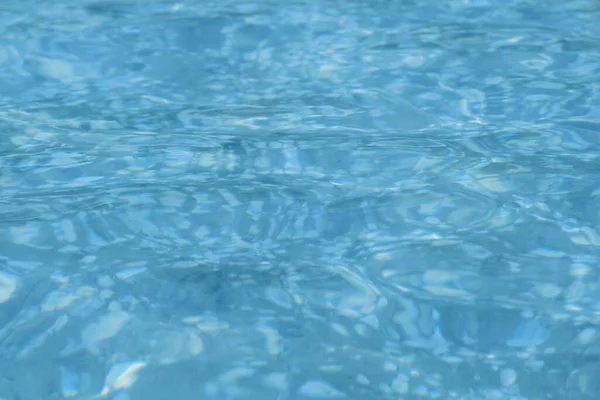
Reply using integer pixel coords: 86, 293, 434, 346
1, 0, 600, 399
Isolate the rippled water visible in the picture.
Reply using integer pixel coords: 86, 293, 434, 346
1, 0, 600, 399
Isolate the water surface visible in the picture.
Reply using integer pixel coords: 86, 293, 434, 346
1, 0, 600, 399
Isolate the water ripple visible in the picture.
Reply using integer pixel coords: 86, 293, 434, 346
1, 0, 600, 399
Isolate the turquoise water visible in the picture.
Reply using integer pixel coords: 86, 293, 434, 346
1, 0, 600, 399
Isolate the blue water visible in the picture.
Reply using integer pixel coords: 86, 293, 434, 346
1, 0, 600, 399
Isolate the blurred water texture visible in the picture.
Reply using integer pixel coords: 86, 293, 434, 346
1, 0, 600, 399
